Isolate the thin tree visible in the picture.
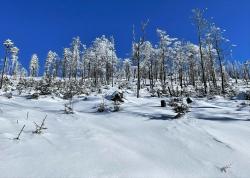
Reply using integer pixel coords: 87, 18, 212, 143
0, 39, 14, 89
132, 19, 149, 98
192, 9, 208, 94
209, 24, 229, 94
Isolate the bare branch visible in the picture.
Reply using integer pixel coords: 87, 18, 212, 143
14, 125, 26, 140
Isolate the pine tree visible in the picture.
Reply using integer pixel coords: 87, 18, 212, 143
62, 48, 72, 79
71, 37, 81, 79
123, 58, 132, 81
0, 39, 14, 89
10, 46, 19, 76
29, 54, 39, 77
44, 51, 57, 80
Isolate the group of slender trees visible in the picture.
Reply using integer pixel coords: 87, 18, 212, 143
43, 36, 118, 87
131, 8, 249, 97
0, 39, 27, 89
0, 9, 249, 97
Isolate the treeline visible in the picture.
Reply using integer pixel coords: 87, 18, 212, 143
0, 9, 249, 97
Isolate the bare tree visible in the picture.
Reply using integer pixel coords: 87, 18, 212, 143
132, 19, 149, 98
192, 9, 208, 94
209, 24, 230, 94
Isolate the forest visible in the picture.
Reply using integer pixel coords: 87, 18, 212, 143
0, 8, 250, 178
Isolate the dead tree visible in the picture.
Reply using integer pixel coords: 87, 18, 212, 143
132, 19, 149, 98
33, 115, 48, 134
192, 9, 208, 94
209, 24, 230, 94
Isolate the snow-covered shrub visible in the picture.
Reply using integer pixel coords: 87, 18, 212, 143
97, 97, 109, 112
149, 88, 157, 97
63, 92, 73, 100
168, 97, 189, 118
195, 87, 207, 97
237, 91, 250, 100
168, 98, 182, 107
156, 89, 162, 98
64, 103, 74, 114
2, 77, 13, 92
113, 103, 120, 112
118, 80, 129, 89
3, 92, 12, 99
106, 91, 124, 102
35, 80, 51, 95
33, 115, 48, 134
103, 85, 111, 90
97, 102, 106, 112
208, 86, 220, 96
246, 91, 250, 100
26, 92, 39, 99
16, 79, 27, 95
98, 88, 102, 94
173, 103, 189, 114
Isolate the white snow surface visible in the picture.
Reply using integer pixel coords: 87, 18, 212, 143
0, 91, 250, 178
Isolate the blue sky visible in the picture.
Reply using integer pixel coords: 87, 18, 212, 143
0, 0, 249, 70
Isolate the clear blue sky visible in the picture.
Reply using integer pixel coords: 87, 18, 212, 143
0, 0, 249, 70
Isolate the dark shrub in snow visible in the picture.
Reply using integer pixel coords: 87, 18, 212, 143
27, 93, 39, 99
107, 91, 124, 103
237, 91, 250, 100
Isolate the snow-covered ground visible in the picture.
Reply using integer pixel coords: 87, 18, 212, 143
0, 90, 250, 178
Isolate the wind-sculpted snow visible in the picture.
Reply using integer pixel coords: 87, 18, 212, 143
0, 93, 250, 178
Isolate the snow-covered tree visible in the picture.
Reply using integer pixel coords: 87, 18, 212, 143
186, 42, 199, 87
29, 54, 39, 77
208, 24, 230, 93
132, 20, 149, 98
172, 41, 186, 88
71, 37, 81, 79
44, 51, 58, 80
20, 67, 28, 79
62, 48, 72, 79
192, 8, 208, 94
123, 58, 132, 81
10, 46, 19, 77
204, 32, 218, 89
0, 39, 14, 89
139, 41, 154, 87
156, 29, 176, 90
85, 35, 118, 86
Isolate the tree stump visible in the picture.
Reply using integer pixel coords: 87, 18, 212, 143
161, 100, 166, 107
186, 97, 193, 104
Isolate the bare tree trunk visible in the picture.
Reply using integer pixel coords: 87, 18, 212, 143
208, 45, 217, 88
215, 41, 225, 94
137, 51, 140, 98
198, 30, 207, 94
232, 63, 238, 84
133, 20, 148, 98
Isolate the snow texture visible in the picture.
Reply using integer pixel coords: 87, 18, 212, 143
0, 91, 250, 178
